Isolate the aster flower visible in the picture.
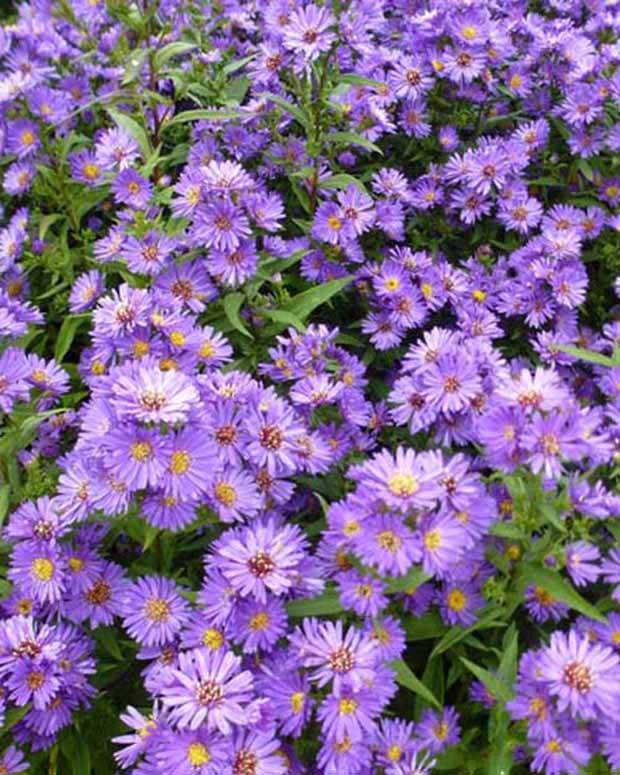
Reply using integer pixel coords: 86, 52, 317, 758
95, 126, 140, 171
231, 597, 288, 653
260, 664, 312, 737
419, 513, 466, 579
0, 746, 28, 774
207, 466, 261, 523
538, 629, 620, 720
416, 707, 460, 754
351, 446, 441, 511
69, 150, 104, 186
122, 576, 190, 647
111, 168, 153, 209
525, 585, 569, 624
121, 231, 176, 276
69, 270, 104, 313
212, 519, 307, 602
157, 647, 254, 733
282, 4, 335, 62
193, 199, 251, 252
290, 619, 378, 694
110, 365, 199, 424
8, 543, 66, 604
565, 542, 600, 587
317, 687, 379, 744
154, 728, 229, 774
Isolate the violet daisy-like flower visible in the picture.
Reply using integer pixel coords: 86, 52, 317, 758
351, 446, 441, 511
121, 231, 176, 276
111, 365, 199, 424
157, 647, 254, 733
111, 168, 153, 209
419, 513, 465, 579
207, 466, 261, 523
105, 426, 171, 492
122, 576, 190, 647
282, 3, 335, 62
193, 199, 251, 252
8, 542, 66, 604
290, 618, 378, 694
416, 706, 460, 754
242, 399, 304, 476
538, 629, 620, 720
0, 746, 29, 774
524, 585, 569, 624
317, 686, 379, 744
6, 658, 61, 710
155, 727, 229, 774
95, 126, 140, 171
212, 519, 307, 602
565, 541, 600, 587
161, 429, 216, 499
69, 270, 104, 313
231, 596, 288, 654
421, 353, 482, 414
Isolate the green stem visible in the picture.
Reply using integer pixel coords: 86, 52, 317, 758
48, 744, 59, 775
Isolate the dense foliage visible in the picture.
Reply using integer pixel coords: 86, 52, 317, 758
1, 0, 620, 773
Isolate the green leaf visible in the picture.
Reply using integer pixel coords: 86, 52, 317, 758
338, 73, 385, 90
386, 566, 428, 594
281, 276, 352, 321
287, 590, 343, 617
391, 659, 442, 710
0, 703, 31, 735
259, 92, 312, 131
321, 173, 369, 195
327, 131, 383, 155
0, 484, 10, 528
556, 345, 616, 367
262, 309, 307, 332
520, 563, 606, 623
222, 54, 255, 75
222, 293, 253, 339
107, 108, 152, 158
460, 658, 514, 704
164, 107, 244, 128
154, 41, 197, 70
55, 314, 90, 363
429, 609, 506, 659
38, 213, 64, 240
60, 728, 92, 775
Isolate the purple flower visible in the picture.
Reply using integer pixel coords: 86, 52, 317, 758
0, 746, 29, 774
193, 200, 251, 252
211, 519, 308, 602
8, 543, 66, 604
95, 127, 140, 171
317, 687, 379, 744
122, 576, 190, 647
290, 619, 378, 694
111, 168, 153, 208
282, 4, 335, 62
416, 706, 460, 754
110, 365, 199, 424
157, 647, 254, 733
565, 542, 600, 587
69, 270, 104, 313
538, 629, 620, 720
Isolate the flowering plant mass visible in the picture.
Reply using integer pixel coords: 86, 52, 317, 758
1, 0, 620, 772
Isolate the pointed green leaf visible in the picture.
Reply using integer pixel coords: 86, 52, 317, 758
391, 659, 442, 710
222, 292, 253, 339
461, 657, 514, 704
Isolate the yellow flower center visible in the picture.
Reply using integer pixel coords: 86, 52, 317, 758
144, 597, 171, 623
83, 163, 100, 180
339, 698, 358, 715
291, 691, 305, 713
424, 529, 441, 551
31, 558, 54, 582
384, 277, 401, 292
421, 281, 433, 299
472, 289, 487, 302
447, 589, 467, 611
199, 341, 215, 359
187, 742, 210, 766
250, 612, 270, 631
214, 482, 237, 507
462, 24, 477, 39
510, 73, 522, 89
68, 557, 85, 573
170, 450, 191, 475
388, 472, 419, 497
131, 442, 153, 462
202, 628, 224, 649
434, 720, 448, 740
22, 130, 35, 146
343, 519, 360, 537
387, 744, 402, 762
327, 215, 342, 231
377, 530, 402, 553
170, 331, 186, 346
